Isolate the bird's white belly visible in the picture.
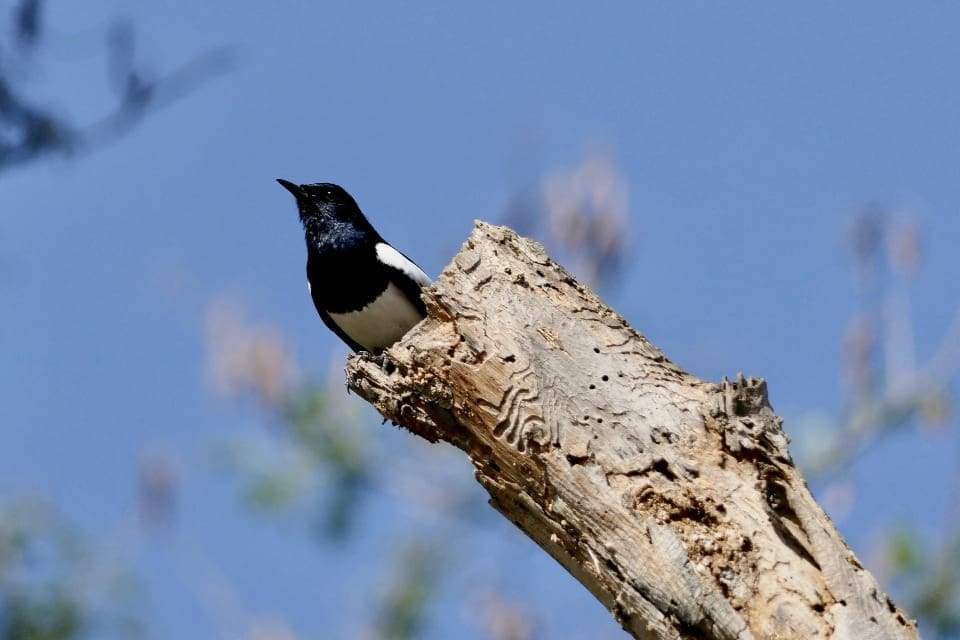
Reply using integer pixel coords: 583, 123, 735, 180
328, 282, 424, 350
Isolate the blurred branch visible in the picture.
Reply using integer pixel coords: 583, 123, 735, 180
800, 208, 956, 480
0, 0, 240, 174
76, 44, 240, 154
789, 207, 960, 636
503, 148, 630, 291
13, 0, 41, 48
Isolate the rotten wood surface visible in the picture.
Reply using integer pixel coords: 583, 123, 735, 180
346, 222, 919, 640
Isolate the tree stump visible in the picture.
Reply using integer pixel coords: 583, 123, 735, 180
346, 222, 918, 640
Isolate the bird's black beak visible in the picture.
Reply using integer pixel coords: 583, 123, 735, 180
276, 178, 302, 198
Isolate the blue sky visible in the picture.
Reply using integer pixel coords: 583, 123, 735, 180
3, 2, 960, 638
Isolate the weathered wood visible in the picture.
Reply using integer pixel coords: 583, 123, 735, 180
346, 222, 918, 640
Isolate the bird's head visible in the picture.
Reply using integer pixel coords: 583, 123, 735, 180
277, 179, 377, 247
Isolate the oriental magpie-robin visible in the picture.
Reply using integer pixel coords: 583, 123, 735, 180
277, 179, 431, 353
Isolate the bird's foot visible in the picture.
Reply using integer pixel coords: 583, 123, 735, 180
365, 350, 396, 374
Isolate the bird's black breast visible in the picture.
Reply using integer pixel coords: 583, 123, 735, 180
306, 243, 389, 314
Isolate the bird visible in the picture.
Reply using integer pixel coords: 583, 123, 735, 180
277, 179, 431, 353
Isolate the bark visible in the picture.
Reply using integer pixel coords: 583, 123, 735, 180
346, 222, 919, 640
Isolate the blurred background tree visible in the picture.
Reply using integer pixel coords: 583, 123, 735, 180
2, 1, 960, 639
0, 498, 143, 640
1, 1, 229, 638
0, 0, 235, 172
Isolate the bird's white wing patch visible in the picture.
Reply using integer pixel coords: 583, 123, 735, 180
376, 242, 431, 286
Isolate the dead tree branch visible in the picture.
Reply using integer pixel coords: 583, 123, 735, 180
346, 222, 918, 640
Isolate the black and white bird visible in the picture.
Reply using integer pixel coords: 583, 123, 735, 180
277, 179, 431, 353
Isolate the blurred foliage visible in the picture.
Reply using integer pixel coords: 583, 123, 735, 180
207, 299, 372, 538
136, 449, 178, 533
0, 2, 233, 639
789, 205, 960, 637
372, 543, 439, 640
468, 591, 537, 640
885, 529, 960, 637
283, 387, 370, 538
504, 149, 630, 291
795, 206, 955, 478
0, 499, 143, 640
213, 383, 370, 539
0, 0, 237, 172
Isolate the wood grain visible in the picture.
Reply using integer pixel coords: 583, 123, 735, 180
347, 222, 918, 640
